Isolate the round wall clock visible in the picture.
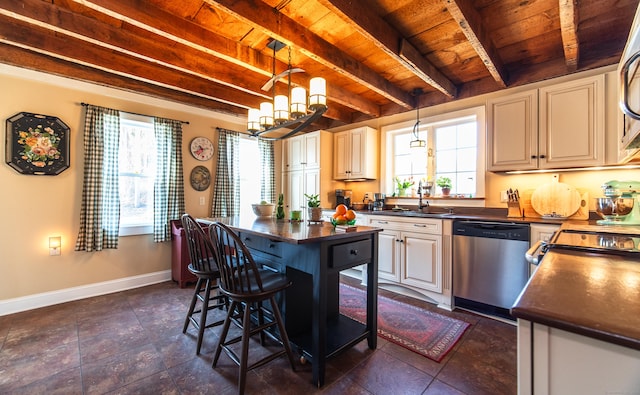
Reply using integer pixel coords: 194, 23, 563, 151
190, 165, 211, 191
190, 136, 214, 161
5, 112, 71, 175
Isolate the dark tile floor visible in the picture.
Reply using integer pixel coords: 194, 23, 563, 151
0, 276, 517, 394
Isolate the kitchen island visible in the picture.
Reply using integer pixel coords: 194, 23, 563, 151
199, 216, 381, 388
511, 221, 640, 394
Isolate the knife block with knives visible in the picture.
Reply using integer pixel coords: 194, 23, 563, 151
506, 189, 523, 218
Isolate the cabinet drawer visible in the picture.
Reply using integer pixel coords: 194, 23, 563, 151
238, 232, 283, 258
330, 239, 372, 270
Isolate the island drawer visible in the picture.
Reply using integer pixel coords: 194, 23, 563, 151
330, 239, 372, 270
238, 232, 283, 258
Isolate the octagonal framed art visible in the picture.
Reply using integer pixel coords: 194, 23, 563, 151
5, 112, 70, 175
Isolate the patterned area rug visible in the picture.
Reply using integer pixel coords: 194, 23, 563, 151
339, 284, 470, 362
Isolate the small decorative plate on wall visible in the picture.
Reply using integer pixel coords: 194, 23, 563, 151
5, 112, 70, 175
190, 165, 211, 191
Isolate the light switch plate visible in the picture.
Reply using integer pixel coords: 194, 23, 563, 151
199, 196, 205, 205
500, 190, 508, 203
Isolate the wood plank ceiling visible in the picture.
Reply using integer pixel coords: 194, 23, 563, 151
0, 0, 637, 133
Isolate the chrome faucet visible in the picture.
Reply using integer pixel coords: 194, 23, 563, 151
417, 180, 429, 211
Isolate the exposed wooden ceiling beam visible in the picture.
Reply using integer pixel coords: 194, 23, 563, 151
318, 0, 457, 99
558, 0, 579, 71
205, 0, 415, 109
0, 15, 267, 110
69, 0, 379, 118
0, 0, 270, 99
445, 0, 508, 88
0, 43, 245, 116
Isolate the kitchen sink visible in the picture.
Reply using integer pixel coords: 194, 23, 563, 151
380, 209, 455, 218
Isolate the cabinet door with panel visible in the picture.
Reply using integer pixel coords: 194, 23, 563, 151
487, 75, 605, 171
401, 230, 442, 293
539, 75, 605, 169
487, 89, 538, 171
333, 126, 378, 180
377, 228, 401, 282
287, 132, 321, 171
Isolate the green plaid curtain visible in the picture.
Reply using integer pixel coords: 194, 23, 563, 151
211, 129, 240, 217
75, 105, 121, 251
258, 138, 275, 204
153, 117, 185, 242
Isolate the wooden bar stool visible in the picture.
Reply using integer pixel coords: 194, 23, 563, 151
208, 221, 296, 395
181, 214, 227, 355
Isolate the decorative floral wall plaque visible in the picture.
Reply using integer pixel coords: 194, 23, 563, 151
5, 112, 70, 175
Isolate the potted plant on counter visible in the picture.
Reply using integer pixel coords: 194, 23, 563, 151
305, 193, 323, 221
436, 176, 452, 196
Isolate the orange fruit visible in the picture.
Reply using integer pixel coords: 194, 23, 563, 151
345, 209, 356, 221
335, 204, 348, 215
332, 212, 342, 219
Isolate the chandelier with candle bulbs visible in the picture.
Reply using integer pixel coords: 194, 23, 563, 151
247, 39, 327, 139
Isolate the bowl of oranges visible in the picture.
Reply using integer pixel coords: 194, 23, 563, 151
331, 204, 357, 227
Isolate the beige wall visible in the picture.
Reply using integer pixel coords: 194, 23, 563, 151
0, 65, 245, 301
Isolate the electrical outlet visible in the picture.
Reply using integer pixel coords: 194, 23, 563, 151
500, 190, 508, 203
199, 196, 205, 206
551, 173, 559, 182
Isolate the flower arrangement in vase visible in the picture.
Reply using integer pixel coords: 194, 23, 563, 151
395, 177, 414, 196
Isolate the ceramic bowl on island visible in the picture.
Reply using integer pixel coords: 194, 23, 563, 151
251, 202, 275, 217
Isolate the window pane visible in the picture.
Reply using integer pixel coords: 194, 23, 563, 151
457, 147, 476, 172
119, 120, 155, 228
239, 138, 261, 217
391, 131, 427, 189
434, 118, 478, 195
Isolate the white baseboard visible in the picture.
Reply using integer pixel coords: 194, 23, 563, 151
0, 270, 172, 316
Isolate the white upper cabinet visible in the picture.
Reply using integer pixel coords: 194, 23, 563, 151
487, 89, 538, 171
333, 126, 378, 180
487, 75, 605, 171
284, 132, 321, 171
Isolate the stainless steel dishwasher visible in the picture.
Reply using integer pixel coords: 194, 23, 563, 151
453, 220, 530, 320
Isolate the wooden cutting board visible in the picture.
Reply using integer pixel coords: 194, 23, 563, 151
520, 189, 589, 220
530, 180, 582, 218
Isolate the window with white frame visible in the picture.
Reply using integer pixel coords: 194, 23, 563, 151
118, 114, 156, 235
382, 106, 485, 198
238, 136, 261, 217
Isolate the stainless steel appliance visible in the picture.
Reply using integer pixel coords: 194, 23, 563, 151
526, 226, 640, 267
335, 189, 352, 208
618, 5, 640, 161
453, 221, 530, 320
372, 193, 385, 211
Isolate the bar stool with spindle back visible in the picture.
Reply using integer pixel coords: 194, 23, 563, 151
208, 221, 296, 395
181, 214, 228, 355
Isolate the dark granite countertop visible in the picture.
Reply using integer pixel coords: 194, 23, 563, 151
198, 216, 381, 244
361, 207, 582, 225
512, 222, 640, 351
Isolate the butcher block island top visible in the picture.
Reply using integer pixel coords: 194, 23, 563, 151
198, 216, 381, 244
512, 221, 640, 350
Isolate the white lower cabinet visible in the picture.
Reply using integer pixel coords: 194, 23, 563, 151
369, 215, 451, 308
517, 319, 640, 395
